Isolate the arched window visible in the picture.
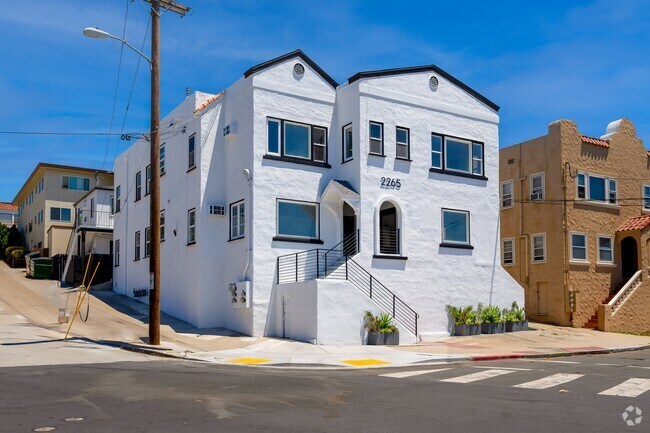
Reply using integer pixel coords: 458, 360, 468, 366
378, 201, 401, 255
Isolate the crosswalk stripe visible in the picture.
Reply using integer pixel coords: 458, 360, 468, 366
441, 369, 514, 384
513, 373, 584, 390
379, 368, 451, 379
599, 378, 650, 397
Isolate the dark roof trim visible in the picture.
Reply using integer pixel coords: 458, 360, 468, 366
347, 65, 500, 112
243, 49, 339, 89
12, 162, 113, 205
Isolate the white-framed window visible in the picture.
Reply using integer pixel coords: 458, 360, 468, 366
597, 235, 613, 264
187, 208, 196, 244
134, 230, 141, 261
115, 186, 121, 212
312, 126, 326, 163
644, 185, 650, 210
145, 165, 151, 196
570, 232, 588, 262
502, 238, 515, 266
531, 233, 546, 263
160, 210, 165, 242
50, 207, 71, 222
229, 200, 245, 240
135, 171, 142, 201
431, 134, 443, 169
369, 121, 383, 155
396, 127, 410, 160
62, 176, 90, 191
472, 143, 483, 176
144, 227, 151, 258
160, 142, 166, 175
29, 192, 33, 204
284, 121, 311, 160
188, 134, 196, 170
38, 178, 44, 193
438, 136, 484, 176
501, 180, 514, 209
267, 118, 281, 155
110, 195, 114, 215
530, 172, 544, 201
114, 239, 120, 266
441, 209, 470, 245
576, 171, 617, 204
276, 199, 319, 240
343, 123, 353, 163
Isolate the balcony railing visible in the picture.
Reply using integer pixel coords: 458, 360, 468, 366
379, 228, 400, 255
76, 209, 114, 230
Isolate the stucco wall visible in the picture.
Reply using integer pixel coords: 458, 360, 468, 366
600, 278, 650, 333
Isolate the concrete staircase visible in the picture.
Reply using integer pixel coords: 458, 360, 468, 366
584, 291, 617, 329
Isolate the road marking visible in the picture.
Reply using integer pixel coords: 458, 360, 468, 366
379, 368, 451, 379
342, 359, 390, 366
594, 363, 618, 367
473, 366, 531, 371
527, 359, 580, 364
599, 378, 650, 397
513, 373, 584, 390
229, 357, 271, 365
441, 369, 514, 384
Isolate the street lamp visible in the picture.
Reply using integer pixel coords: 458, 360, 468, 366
83, 27, 151, 67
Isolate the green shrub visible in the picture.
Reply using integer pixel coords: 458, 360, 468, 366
9, 247, 25, 261
364, 311, 399, 333
446, 305, 480, 325
503, 301, 526, 322
5, 246, 23, 257
478, 304, 503, 323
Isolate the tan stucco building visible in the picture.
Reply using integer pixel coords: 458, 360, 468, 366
12, 163, 113, 256
500, 119, 650, 333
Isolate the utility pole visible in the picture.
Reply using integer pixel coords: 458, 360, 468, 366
146, 0, 189, 345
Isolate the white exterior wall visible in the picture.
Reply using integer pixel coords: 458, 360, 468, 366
113, 52, 523, 340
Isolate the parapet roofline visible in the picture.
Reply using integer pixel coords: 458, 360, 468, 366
243, 49, 339, 89
348, 65, 500, 112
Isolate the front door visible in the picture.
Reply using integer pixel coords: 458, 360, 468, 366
621, 236, 638, 280
342, 202, 357, 256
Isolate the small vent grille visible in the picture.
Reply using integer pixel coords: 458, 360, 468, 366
429, 75, 439, 90
293, 63, 305, 77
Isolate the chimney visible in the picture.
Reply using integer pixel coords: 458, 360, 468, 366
186, 87, 191, 97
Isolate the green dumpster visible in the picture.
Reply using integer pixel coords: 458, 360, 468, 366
31, 258, 53, 280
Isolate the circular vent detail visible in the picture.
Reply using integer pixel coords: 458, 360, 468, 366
429, 75, 439, 90
293, 63, 305, 77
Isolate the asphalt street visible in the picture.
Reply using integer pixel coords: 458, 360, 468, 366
1, 349, 648, 433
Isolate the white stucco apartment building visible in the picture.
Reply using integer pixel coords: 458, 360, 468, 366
113, 50, 523, 344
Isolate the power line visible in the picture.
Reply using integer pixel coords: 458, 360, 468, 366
0, 131, 141, 138
101, 0, 131, 171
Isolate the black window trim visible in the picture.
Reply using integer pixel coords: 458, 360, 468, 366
144, 226, 151, 258
341, 122, 353, 164
135, 171, 142, 202
228, 199, 245, 241
134, 230, 141, 261
145, 165, 151, 196
273, 197, 322, 244
187, 133, 196, 171
440, 207, 472, 249
187, 207, 196, 246
429, 131, 487, 180
368, 120, 385, 156
264, 117, 330, 168
395, 125, 411, 161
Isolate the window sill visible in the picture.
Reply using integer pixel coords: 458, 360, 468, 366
502, 263, 515, 267
373, 254, 408, 260
531, 260, 547, 265
569, 260, 589, 266
341, 158, 353, 165
228, 236, 245, 243
187, 166, 197, 173
187, 241, 196, 246
395, 157, 412, 162
134, 258, 140, 262
574, 200, 620, 210
369, 153, 386, 158
596, 262, 617, 268
429, 168, 487, 181
263, 154, 331, 169
440, 242, 474, 250
272, 236, 324, 245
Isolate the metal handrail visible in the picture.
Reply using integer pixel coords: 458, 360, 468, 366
608, 269, 642, 312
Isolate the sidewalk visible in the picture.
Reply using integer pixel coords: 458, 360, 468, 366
1, 261, 649, 368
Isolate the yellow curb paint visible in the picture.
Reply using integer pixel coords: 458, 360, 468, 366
342, 359, 390, 366
229, 357, 271, 365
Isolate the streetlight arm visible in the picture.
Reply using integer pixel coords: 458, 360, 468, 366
108, 34, 152, 68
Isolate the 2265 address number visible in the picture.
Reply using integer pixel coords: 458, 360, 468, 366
380, 177, 401, 189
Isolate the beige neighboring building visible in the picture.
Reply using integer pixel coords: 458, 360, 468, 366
500, 118, 650, 333
12, 163, 113, 256
0, 202, 18, 227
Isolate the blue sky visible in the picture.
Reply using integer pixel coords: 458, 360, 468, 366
1, 0, 649, 201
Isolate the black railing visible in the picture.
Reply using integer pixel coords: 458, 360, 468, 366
380, 228, 400, 255
276, 230, 418, 336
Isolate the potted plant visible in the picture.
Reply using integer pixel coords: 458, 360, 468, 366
479, 304, 505, 334
446, 305, 481, 336
364, 311, 399, 345
504, 301, 528, 332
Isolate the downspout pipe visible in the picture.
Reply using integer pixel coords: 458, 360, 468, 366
242, 169, 252, 281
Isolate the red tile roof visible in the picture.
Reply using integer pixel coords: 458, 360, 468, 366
617, 215, 650, 232
0, 202, 18, 212
581, 135, 609, 147
194, 91, 224, 113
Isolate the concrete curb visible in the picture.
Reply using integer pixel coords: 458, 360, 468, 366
114, 341, 650, 369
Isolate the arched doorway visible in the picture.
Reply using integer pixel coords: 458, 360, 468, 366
342, 202, 357, 255
379, 201, 400, 255
621, 236, 638, 280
